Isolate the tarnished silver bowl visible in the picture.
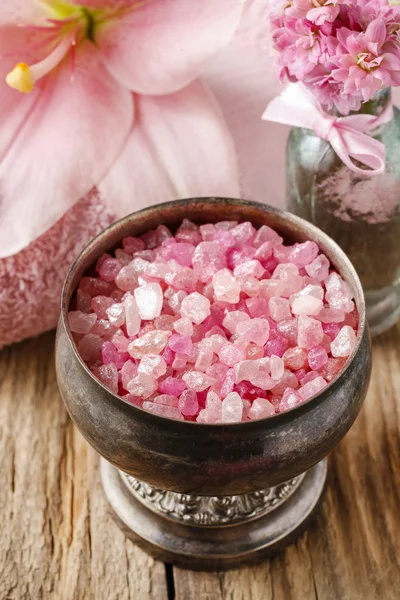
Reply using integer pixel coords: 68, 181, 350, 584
55, 198, 371, 570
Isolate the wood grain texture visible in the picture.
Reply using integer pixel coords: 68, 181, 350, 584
1, 325, 400, 600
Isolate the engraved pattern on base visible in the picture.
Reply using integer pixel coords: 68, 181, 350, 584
119, 472, 305, 527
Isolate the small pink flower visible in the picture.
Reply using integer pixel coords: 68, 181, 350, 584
287, 0, 346, 25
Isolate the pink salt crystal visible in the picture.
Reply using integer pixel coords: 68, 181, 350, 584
128, 330, 170, 358
112, 333, 130, 352
319, 357, 347, 382
277, 318, 298, 344
200, 223, 216, 241
153, 394, 179, 407
236, 318, 270, 346
321, 334, 332, 353
106, 303, 125, 327
203, 391, 223, 422
130, 257, 151, 275
96, 253, 111, 273
180, 292, 211, 324
283, 347, 308, 370
270, 355, 284, 380
316, 307, 345, 323
222, 311, 250, 334
158, 376, 186, 396
280, 388, 302, 412
246, 344, 264, 360
78, 334, 103, 362
218, 342, 245, 367
168, 334, 192, 356
76, 290, 92, 313
254, 241, 273, 261
156, 225, 173, 245
91, 320, 117, 338
127, 373, 158, 398
297, 316, 324, 349
245, 298, 269, 319
305, 254, 330, 281
331, 326, 356, 358
162, 345, 174, 366
294, 368, 307, 381
122, 236, 145, 253
69, 311, 97, 334
121, 360, 137, 389
289, 241, 319, 268
342, 308, 358, 329
263, 255, 279, 272
206, 362, 229, 381
140, 229, 158, 249
173, 317, 193, 336
233, 260, 265, 279
154, 315, 176, 331
291, 294, 323, 316
167, 290, 188, 312
182, 371, 216, 392
142, 403, 183, 420
322, 322, 342, 341
134, 283, 163, 320
192, 242, 227, 282
269, 297, 291, 321
101, 341, 118, 365
175, 228, 202, 245
195, 348, 214, 372
99, 258, 122, 282
178, 218, 199, 232
249, 371, 275, 391
253, 225, 283, 248
258, 279, 285, 301
221, 392, 243, 423
300, 370, 320, 386
212, 229, 236, 250
212, 269, 241, 304
242, 399, 252, 421
215, 220, 238, 230
110, 289, 125, 302
219, 368, 235, 397
138, 354, 167, 378
231, 222, 256, 246
172, 353, 188, 370
264, 336, 287, 358
227, 246, 256, 269
201, 334, 226, 352
124, 295, 141, 336
79, 277, 114, 297
114, 249, 132, 266
248, 398, 275, 420
234, 360, 259, 383
239, 276, 260, 298
308, 346, 328, 370
91, 295, 114, 319
92, 364, 118, 394
114, 265, 139, 291
298, 376, 327, 401
273, 244, 292, 263
123, 394, 144, 408
272, 370, 299, 395
325, 273, 354, 313
161, 242, 195, 267
178, 390, 199, 416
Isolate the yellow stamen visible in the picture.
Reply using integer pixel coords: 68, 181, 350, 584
6, 63, 34, 94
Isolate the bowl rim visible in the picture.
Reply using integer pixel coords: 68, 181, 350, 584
60, 196, 368, 429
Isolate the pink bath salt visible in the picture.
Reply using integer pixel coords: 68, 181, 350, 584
182, 371, 216, 392
112, 333, 130, 353
316, 307, 345, 324
180, 292, 211, 324
201, 334, 226, 353
254, 241, 273, 261
280, 388, 303, 412
127, 373, 158, 398
308, 346, 328, 370
273, 262, 299, 279
263, 255, 279, 273
154, 315, 176, 332
222, 311, 250, 334
197, 391, 222, 423
101, 341, 118, 366
114, 249, 132, 266
305, 254, 330, 281
253, 225, 283, 248
166, 289, 188, 312
78, 333, 103, 362
212, 269, 241, 304
219, 368, 235, 398
124, 394, 144, 409
207, 362, 230, 380
138, 355, 167, 378
331, 326, 357, 358
291, 294, 323, 316
142, 403, 183, 420
110, 289, 126, 303
257, 279, 284, 301
276, 318, 298, 345
233, 260, 265, 279
195, 348, 214, 372
122, 236, 146, 253
91, 296, 114, 320
264, 336, 288, 358
168, 334, 193, 356
212, 229, 236, 251
248, 398, 275, 420
293, 368, 307, 381
325, 273, 355, 313
322, 322, 342, 341
173, 317, 193, 336
231, 222, 256, 246
239, 276, 260, 298
175, 228, 202, 245
298, 376, 327, 401
134, 283, 163, 321
221, 392, 243, 423
319, 357, 347, 382
270, 355, 284, 380
273, 244, 292, 264
121, 360, 138, 389
245, 298, 269, 319
236, 318, 270, 346
172, 353, 188, 370
246, 344, 265, 360
106, 303, 125, 327
153, 394, 179, 407
300, 370, 320, 386
128, 330, 170, 358
297, 316, 324, 349
342, 308, 359, 329
161, 242, 195, 267
282, 346, 308, 370
215, 220, 238, 231
158, 376, 186, 396
79, 277, 114, 298
178, 390, 199, 417
269, 297, 291, 321
218, 342, 246, 367
272, 370, 299, 395
76, 289, 92, 314
96, 253, 112, 273
91, 319, 118, 339
156, 225, 173, 245
99, 258, 122, 282
227, 245, 256, 269
250, 370, 275, 391
91, 364, 118, 394
69, 311, 97, 334
234, 360, 259, 384
192, 241, 227, 282
289, 241, 319, 268
200, 223, 216, 241
123, 296, 141, 336
321, 334, 332, 353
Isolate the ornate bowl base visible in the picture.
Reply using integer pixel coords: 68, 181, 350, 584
100, 458, 328, 571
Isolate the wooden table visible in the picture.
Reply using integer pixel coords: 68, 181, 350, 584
1, 326, 399, 600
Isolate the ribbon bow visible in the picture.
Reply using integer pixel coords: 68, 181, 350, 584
262, 83, 393, 176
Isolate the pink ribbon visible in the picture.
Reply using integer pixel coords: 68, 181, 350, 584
262, 83, 393, 176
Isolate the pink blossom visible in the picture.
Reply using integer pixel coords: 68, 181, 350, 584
287, 0, 345, 25
0, 0, 243, 257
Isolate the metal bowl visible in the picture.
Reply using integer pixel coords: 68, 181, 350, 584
55, 197, 372, 496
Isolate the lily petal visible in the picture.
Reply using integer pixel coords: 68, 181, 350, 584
0, 43, 133, 258
0, 0, 45, 25
98, 80, 239, 215
96, 0, 244, 95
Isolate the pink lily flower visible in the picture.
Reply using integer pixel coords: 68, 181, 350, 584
0, 0, 243, 258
